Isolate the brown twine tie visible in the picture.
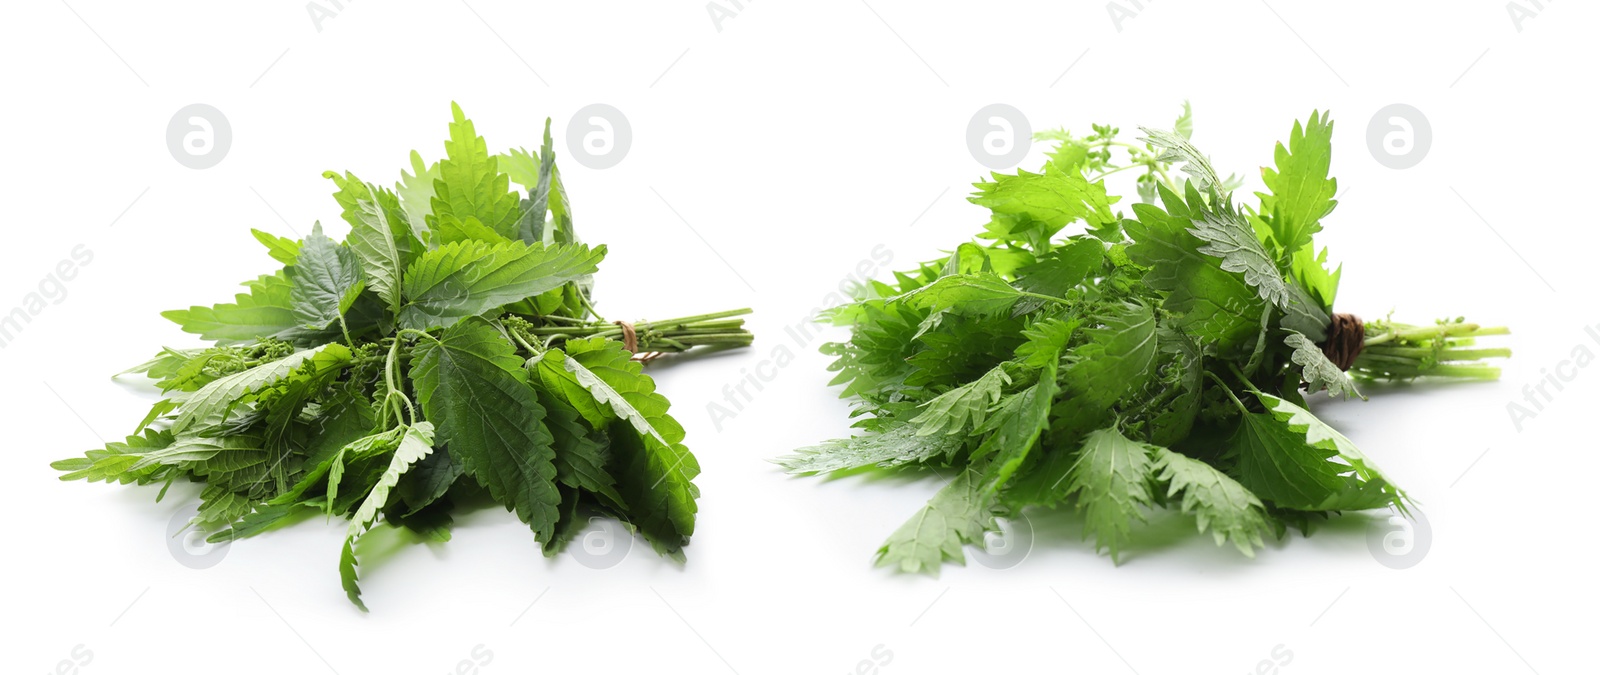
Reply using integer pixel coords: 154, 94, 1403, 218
1321, 313, 1365, 371
614, 320, 638, 353
613, 320, 663, 364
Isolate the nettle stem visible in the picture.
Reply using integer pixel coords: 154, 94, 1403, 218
1351, 319, 1510, 382
516, 308, 755, 353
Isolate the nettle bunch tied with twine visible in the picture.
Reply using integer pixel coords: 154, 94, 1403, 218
780, 106, 1509, 572
53, 104, 752, 609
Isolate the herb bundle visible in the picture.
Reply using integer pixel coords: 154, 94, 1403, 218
778, 107, 1508, 572
53, 104, 752, 608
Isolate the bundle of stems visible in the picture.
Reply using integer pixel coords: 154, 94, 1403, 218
512, 308, 755, 355
1354, 318, 1511, 381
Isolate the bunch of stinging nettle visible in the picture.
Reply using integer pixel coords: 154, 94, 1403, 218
53, 104, 752, 609
778, 105, 1509, 573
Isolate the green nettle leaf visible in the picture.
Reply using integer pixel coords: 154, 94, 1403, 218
118, 347, 203, 381
1061, 301, 1158, 412
1230, 411, 1345, 510
911, 364, 1011, 436
322, 428, 408, 514
172, 344, 351, 433
1014, 238, 1103, 299
126, 433, 266, 472
1014, 317, 1076, 370
973, 363, 1058, 497
535, 338, 699, 552
430, 102, 522, 240
1124, 186, 1209, 291
287, 223, 365, 330
536, 120, 577, 246
325, 171, 418, 312
1138, 127, 1224, 193
271, 400, 378, 506
1064, 427, 1157, 562
395, 150, 440, 238
1045, 138, 1090, 173
398, 239, 606, 330
944, 245, 987, 276
251, 229, 301, 266
51, 429, 175, 484
57, 103, 751, 609
1256, 392, 1406, 512
430, 215, 513, 247
1165, 265, 1264, 355
999, 445, 1075, 509
1153, 447, 1269, 556
1188, 204, 1293, 310
1172, 100, 1194, 139
535, 386, 626, 509
1145, 328, 1203, 447
774, 423, 963, 475
163, 273, 304, 344
1292, 244, 1341, 312
212, 503, 303, 543
412, 317, 562, 538
496, 146, 542, 192
969, 164, 1115, 245
1284, 331, 1361, 399
342, 422, 434, 612
326, 171, 419, 256
1258, 110, 1337, 257
193, 485, 256, 530
876, 467, 997, 575
1125, 185, 1265, 354
393, 448, 464, 515
1280, 283, 1331, 343
791, 105, 1500, 574
895, 272, 1028, 316
502, 120, 565, 246
1133, 130, 1291, 312
971, 325, 1067, 501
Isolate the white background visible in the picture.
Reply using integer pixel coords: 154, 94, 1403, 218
2, 1, 1594, 673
